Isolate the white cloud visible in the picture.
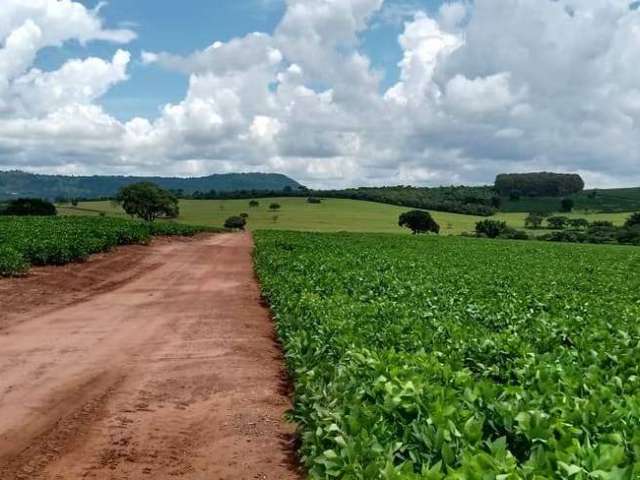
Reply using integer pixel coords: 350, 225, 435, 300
2, 0, 640, 187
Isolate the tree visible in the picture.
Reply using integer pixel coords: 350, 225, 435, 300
71, 198, 79, 207
307, 197, 322, 204
495, 172, 585, 197
240, 213, 249, 219
624, 212, 640, 228
224, 216, 247, 230
116, 182, 179, 222
568, 218, 589, 230
524, 213, 544, 229
249, 200, 260, 207
547, 216, 569, 230
269, 203, 281, 211
561, 198, 574, 213
2, 198, 57, 216
398, 210, 440, 234
475, 220, 508, 238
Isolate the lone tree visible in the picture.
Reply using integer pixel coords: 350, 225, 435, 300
116, 182, 179, 222
561, 198, 575, 213
2, 198, 57, 216
224, 216, 247, 230
398, 210, 440, 234
269, 202, 281, 211
249, 200, 260, 208
475, 219, 508, 238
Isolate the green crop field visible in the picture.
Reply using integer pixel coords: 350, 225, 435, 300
255, 231, 640, 479
59, 198, 634, 235
0, 216, 219, 276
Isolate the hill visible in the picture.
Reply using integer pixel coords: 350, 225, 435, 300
0, 170, 302, 201
59, 197, 631, 235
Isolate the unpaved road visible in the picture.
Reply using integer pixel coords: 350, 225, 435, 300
0, 233, 301, 479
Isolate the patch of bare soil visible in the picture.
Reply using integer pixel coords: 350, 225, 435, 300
0, 233, 301, 480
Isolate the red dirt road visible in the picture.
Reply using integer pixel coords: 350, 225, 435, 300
0, 233, 301, 480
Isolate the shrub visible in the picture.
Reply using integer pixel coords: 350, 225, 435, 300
249, 200, 260, 207
568, 218, 589, 229
398, 210, 440, 234
624, 212, 640, 228
307, 197, 322, 204
224, 216, 247, 230
560, 198, 575, 212
524, 213, 544, 229
240, 213, 249, 218
500, 228, 530, 240
269, 203, 281, 211
2, 198, 57, 216
547, 216, 569, 229
475, 219, 508, 238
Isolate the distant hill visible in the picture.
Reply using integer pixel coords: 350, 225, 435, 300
500, 187, 640, 213
0, 170, 303, 200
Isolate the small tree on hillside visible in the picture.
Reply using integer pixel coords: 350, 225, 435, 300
269, 203, 281, 211
398, 210, 440, 235
224, 216, 247, 230
475, 220, 508, 238
116, 182, 179, 222
249, 200, 260, 208
524, 213, 544, 229
561, 198, 575, 213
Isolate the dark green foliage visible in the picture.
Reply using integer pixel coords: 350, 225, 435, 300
254, 231, 640, 478
240, 212, 249, 218
249, 200, 260, 207
398, 210, 440, 234
224, 216, 247, 230
475, 219, 508, 238
1, 198, 57, 216
307, 197, 322, 204
116, 182, 179, 222
269, 202, 281, 211
524, 212, 544, 229
547, 216, 569, 229
0, 216, 218, 276
568, 218, 589, 229
560, 198, 574, 212
0, 170, 301, 200
624, 212, 640, 228
495, 172, 585, 197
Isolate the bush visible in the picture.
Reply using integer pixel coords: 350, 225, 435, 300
547, 216, 569, 229
561, 198, 574, 212
624, 212, 640, 228
0, 245, 29, 276
499, 228, 530, 240
269, 203, 281, 211
307, 197, 322, 204
249, 200, 260, 207
398, 210, 440, 234
2, 198, 57, 216
475, 220, 508, 238
224, 216, 247, 230
524, 213, 544, 229
240, 213, 249, 218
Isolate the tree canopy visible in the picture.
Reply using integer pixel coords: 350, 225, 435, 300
116, 182, 179, 222
495, 172, 585, 197
398, 210, 440, 234
1, 198, 57, 216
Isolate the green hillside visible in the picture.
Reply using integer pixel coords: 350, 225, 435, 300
59, 197, 633, 235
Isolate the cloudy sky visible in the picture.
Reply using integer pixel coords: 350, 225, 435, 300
1, 0, 640, 188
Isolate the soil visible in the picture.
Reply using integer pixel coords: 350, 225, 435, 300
0, 233, 302, 480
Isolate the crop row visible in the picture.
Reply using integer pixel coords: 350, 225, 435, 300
254, 231, 640, 479
0, 216, 220, 276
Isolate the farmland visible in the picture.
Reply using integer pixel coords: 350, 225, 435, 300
255, 231, 640, 478
0, 216, 219, 276
60, 198, 632, 235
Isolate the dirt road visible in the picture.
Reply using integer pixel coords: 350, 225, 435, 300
0, 233, 301, 479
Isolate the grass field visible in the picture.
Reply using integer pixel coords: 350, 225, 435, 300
255, 231, 640, 478
59, 198, 635, 235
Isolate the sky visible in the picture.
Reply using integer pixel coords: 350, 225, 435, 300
1, 0, 640, 188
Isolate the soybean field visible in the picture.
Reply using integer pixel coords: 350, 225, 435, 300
254, 231, 640, 479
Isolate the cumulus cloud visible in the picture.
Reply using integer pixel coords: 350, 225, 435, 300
1, 0, 640, 187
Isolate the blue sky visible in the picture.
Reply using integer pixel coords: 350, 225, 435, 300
37, 0, 445, 121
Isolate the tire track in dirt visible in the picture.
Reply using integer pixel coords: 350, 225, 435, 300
0, 233, 301, 480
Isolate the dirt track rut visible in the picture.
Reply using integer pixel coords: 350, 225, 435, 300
0, 233, 300, 480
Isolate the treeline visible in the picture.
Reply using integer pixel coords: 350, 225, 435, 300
188, 185, 499, 216
495, 172, 585, 197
